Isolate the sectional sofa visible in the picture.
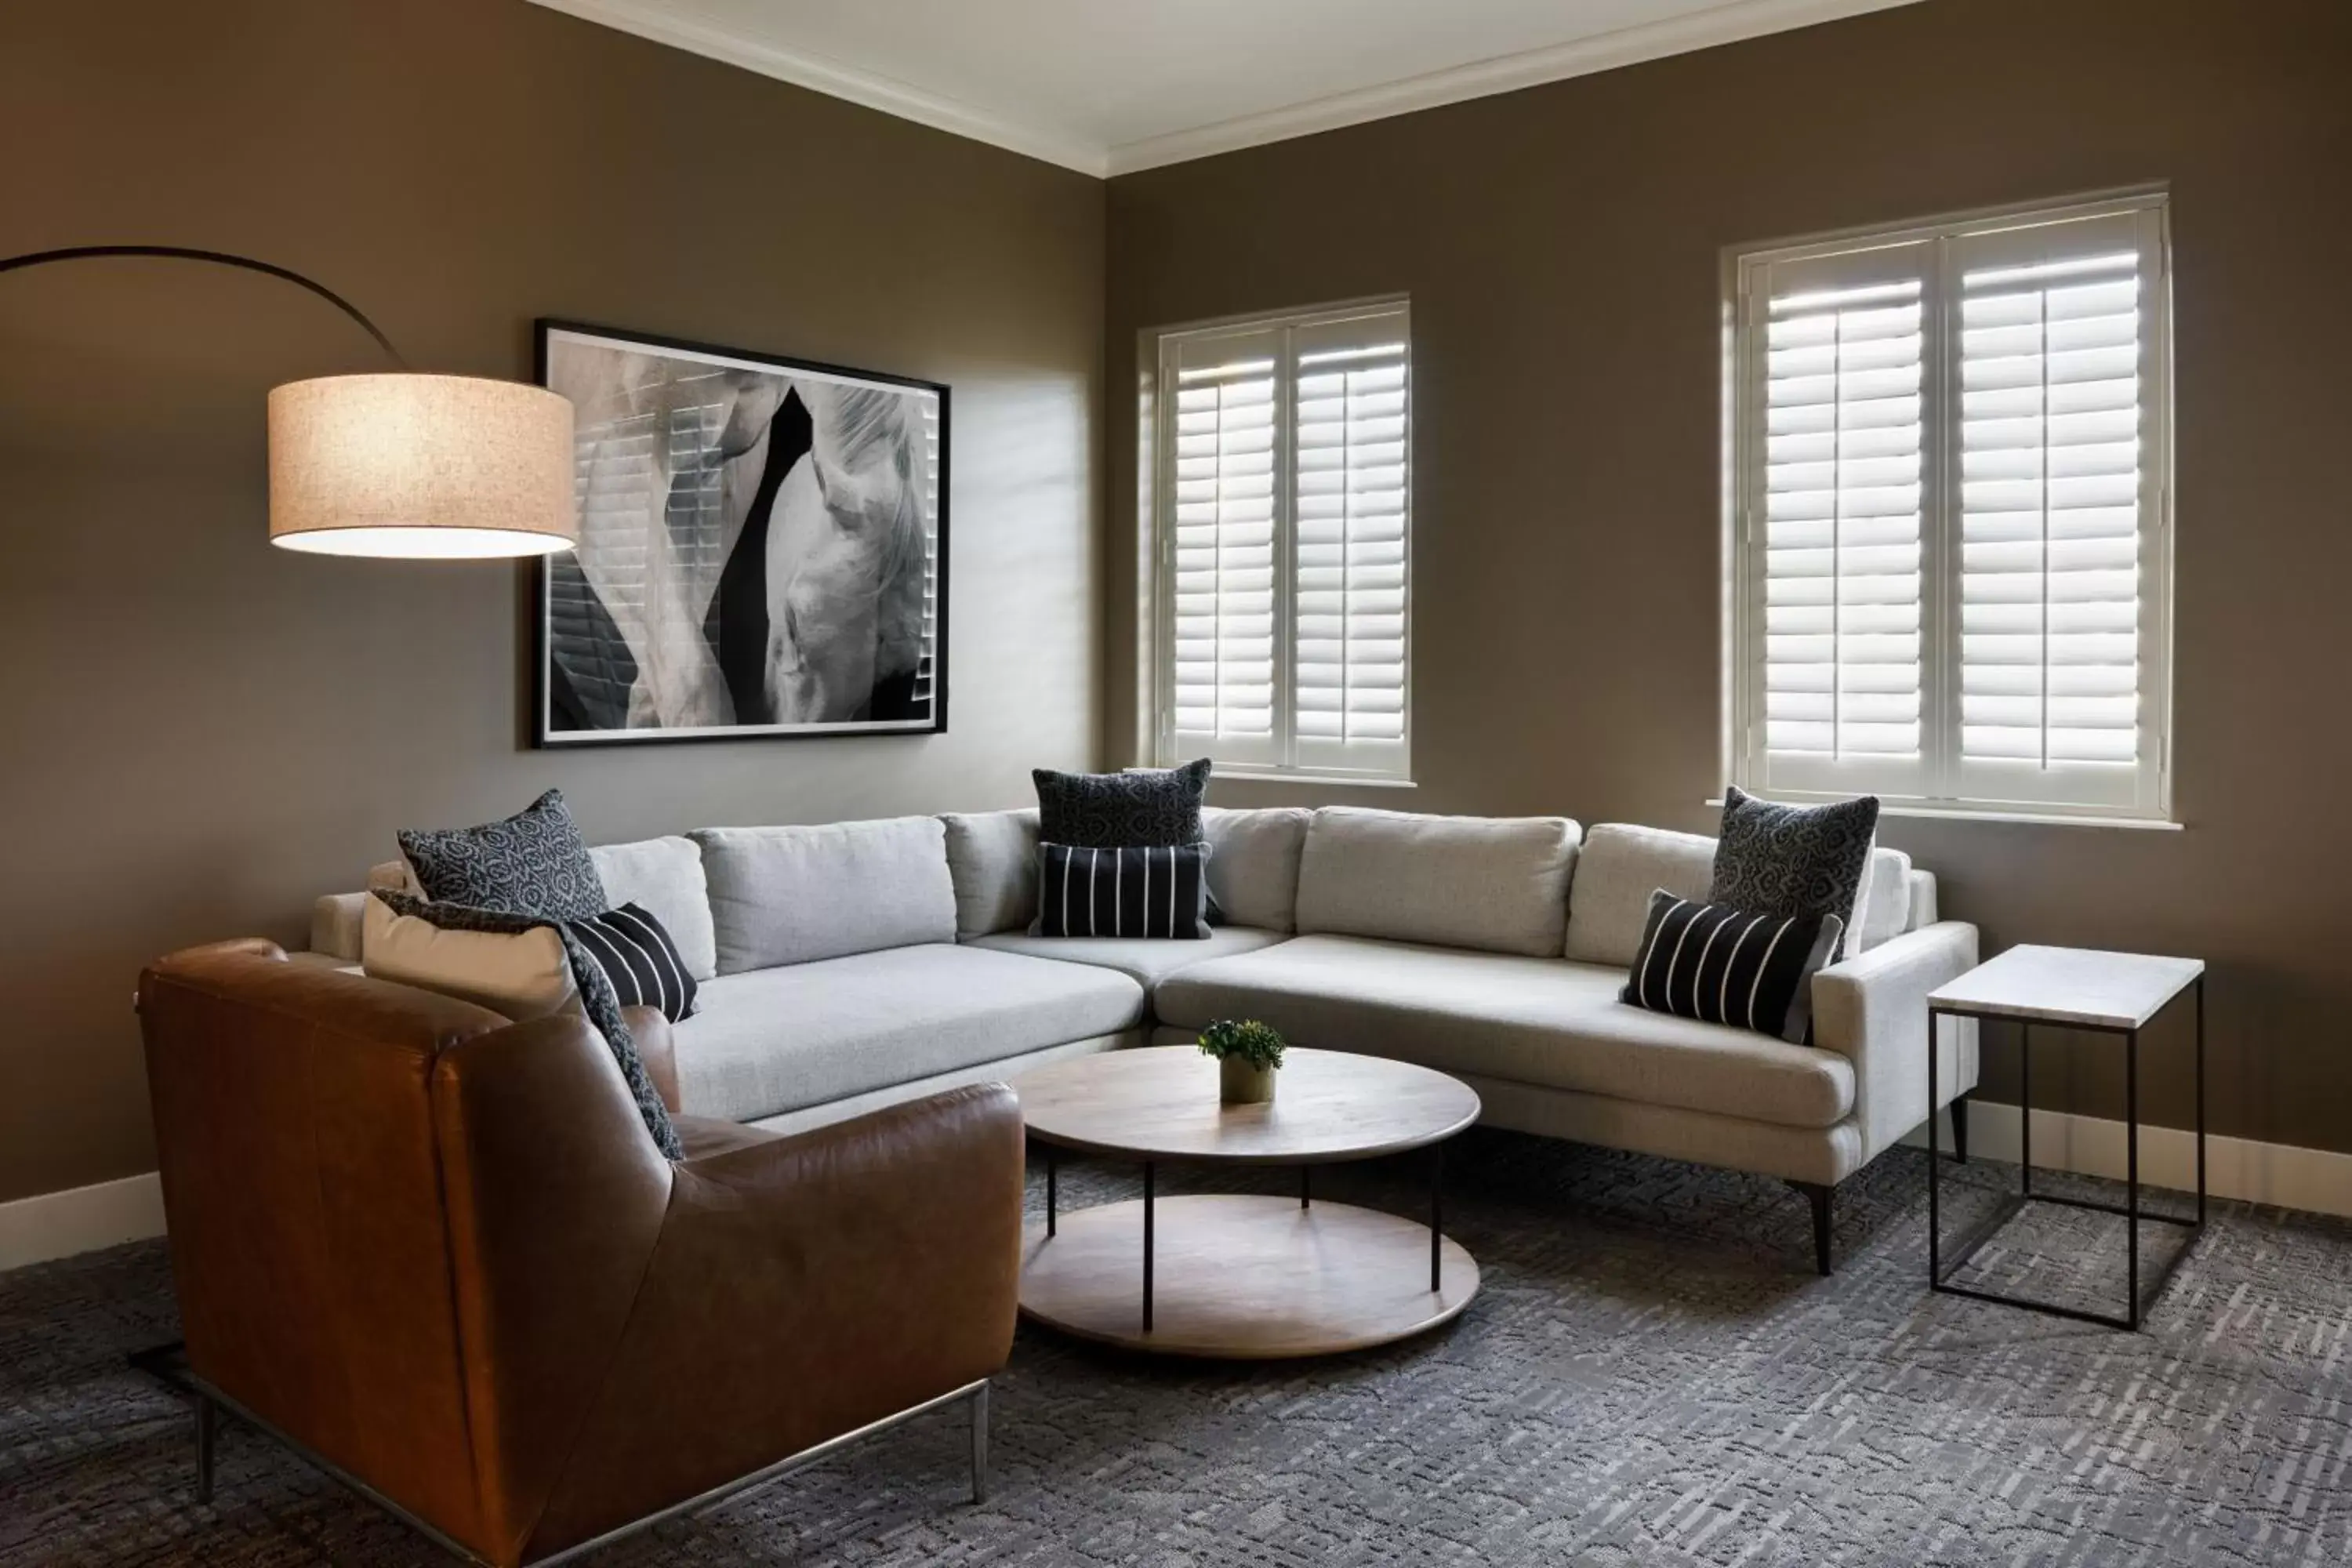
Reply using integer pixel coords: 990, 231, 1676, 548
312, 804, 1979, 1271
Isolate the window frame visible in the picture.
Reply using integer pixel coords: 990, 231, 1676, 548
1142, 296, 1415, 786
1722, 190, 2176, 826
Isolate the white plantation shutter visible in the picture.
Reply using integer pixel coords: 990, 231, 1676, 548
1749, 241, 1933, 800
1293, 312, 1410, 777
1155, 302, 1412, 781
1168, 326, 1282, 767
1733, 195, 2171, 821
1951, 208, 2166, 812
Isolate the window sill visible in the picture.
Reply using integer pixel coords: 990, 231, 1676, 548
1708, 798, 2180, 831
1212, 771, 1418, 790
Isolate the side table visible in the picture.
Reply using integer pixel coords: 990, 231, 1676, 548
1926, 944, 2205, 1330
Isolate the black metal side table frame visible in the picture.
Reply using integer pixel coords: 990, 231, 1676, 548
1928, 975, 2205, 1330
1033, 1138, 1447, 1334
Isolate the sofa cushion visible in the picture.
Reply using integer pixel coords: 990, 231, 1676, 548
942, 808, 1038, 938
672, 944, 1145, 1122
589, 835, 717, 982
1294, 808, 1579, 957
1200, 807, 1311, 933
969, 924, 1287, 986
1856, 846, 1915, 953
1153, 934, 1853, 1130
691, 817, 957, 975
1563, 824, 1717, 967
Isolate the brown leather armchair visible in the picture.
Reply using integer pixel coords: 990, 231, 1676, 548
136, 939, 1025, 1566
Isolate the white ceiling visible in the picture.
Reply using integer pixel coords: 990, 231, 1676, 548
526, 0, 1925, 176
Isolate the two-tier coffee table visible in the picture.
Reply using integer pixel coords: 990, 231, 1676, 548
1014, 1046, 1481, 1359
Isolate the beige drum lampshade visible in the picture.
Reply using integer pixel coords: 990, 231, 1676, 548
267, 373, 576, 558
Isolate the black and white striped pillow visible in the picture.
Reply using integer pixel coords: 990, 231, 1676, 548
1029, 843, 1212, 940
1620, 890, 1843, 1044
565, 902, 699, 1022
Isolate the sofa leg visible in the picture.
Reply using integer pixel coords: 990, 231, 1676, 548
1791, 1181, 1833, 1276
1950, 1091, 1971, 1165
969, 1381, 989, 1505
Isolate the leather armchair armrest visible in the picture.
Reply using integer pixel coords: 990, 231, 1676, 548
517, 1083, 1025, 1561
621, 1004, 681, 1113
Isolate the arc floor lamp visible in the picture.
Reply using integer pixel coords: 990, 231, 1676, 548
0, 245, 575, 559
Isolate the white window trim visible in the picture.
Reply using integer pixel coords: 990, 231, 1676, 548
1722, 188, 2176, 826
1142, 296, 1414, 785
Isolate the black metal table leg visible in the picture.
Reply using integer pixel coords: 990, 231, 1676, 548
1301, 1166, 1311, 1209
2020, 1022, 2033, 1196
2127, 1026, 2141, 1330
1928, 1005, 1942, 1284
2195, 975, 2207, 1226
1046, 1146, 1058, 1239
1142, 1161, 1155, 1334
1430, 1142, 1445, 1294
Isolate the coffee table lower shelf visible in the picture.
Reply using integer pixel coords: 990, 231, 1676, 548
1019, 1194, 1479, 1359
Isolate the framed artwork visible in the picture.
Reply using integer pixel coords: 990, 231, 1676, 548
533, 320, 947, 746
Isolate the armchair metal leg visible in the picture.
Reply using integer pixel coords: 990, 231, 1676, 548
1951, 1091, 1972, 1165
194, 1392, 216, 1505
1791, 1181, 1834, 1276
969, 1381, 989, 1506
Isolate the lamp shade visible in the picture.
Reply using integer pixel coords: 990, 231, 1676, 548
267, 373, 575, 558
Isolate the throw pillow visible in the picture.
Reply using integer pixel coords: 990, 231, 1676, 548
1708, 786, 1880, 959
362, 893, 576, 1020
1033, 760, 1212, 848
397, 788, 608, 921
1029, 843, 1213, 939
566, 903, 699, 1023
371, 890, 683, 1160
1621, 891, 1844, 1044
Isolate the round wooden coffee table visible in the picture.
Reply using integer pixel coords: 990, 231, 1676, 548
1014, 1045, 1481, 1359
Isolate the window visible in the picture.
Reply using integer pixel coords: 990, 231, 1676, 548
1149, 300, 1411, 783
1727, 193, 2172, 822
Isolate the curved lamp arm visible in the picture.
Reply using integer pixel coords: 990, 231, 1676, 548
0, 245, 408, 368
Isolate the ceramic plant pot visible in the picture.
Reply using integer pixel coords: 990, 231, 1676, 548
1219, 1054, 1277, 1105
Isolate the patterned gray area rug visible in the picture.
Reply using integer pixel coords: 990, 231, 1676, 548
4, 1134, 2348, 1567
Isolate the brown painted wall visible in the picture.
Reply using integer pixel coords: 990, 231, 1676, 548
0, 0, 1104, 1203
1106, 0, 2352, 1150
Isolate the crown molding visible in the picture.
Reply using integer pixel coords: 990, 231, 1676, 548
1102, 0, 1926, 175
528, 0, 1927, 183
523, 0, 1111, 176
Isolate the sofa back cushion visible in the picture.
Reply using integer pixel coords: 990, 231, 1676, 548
1563, 823, 1717, 967
1294, 808, 1580, 957
1855, 844, 1915, 952
692, 817, 957, 974
587, 836, 717, 982
1201, 807, 1312, 933
941, 808, 1040, 939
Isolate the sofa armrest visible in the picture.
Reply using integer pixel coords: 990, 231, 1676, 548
310, 892, 368, 962
1813, 920, 1981, 1163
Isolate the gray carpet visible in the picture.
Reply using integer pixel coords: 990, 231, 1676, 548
5, 1134, 2350, 1566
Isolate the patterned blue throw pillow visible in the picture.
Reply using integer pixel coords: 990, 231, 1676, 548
397, 788, 608, 921
1708, 786, 1878, 952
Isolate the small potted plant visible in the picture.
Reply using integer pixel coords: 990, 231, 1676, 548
1197, 1018, 1287, 1105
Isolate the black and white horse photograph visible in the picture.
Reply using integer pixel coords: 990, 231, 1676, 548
535, 321, 944, 744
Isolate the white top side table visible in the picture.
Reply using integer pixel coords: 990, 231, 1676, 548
1925, 944, 2206, 1331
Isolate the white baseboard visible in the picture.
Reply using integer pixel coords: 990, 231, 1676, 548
0, 1172, 166, 1272
1904, 1105, 2352, 1221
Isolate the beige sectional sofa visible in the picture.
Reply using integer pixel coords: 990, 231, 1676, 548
312, 803, 1977, 1271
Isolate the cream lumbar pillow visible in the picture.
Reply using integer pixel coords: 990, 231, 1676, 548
361, 891, 578, 1021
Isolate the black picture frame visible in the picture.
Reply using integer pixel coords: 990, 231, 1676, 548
532, 318, 949, 748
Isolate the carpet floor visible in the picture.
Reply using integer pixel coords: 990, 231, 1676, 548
3, 1134, 2349, 1566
